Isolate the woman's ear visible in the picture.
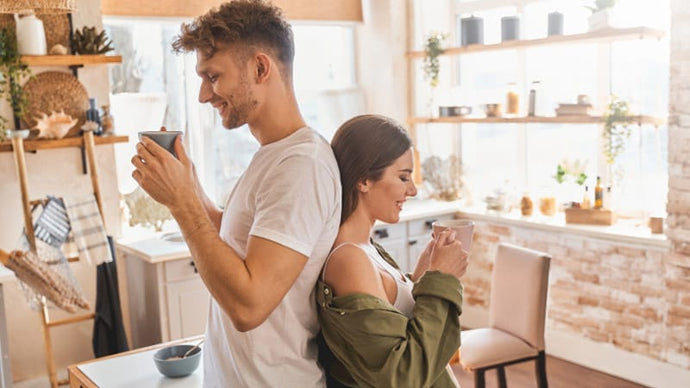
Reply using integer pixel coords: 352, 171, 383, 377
357, 179, 370, 193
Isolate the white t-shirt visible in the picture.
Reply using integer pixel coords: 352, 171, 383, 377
203, 127, 341, 388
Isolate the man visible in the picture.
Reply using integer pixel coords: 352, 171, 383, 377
131, 1, 341, 386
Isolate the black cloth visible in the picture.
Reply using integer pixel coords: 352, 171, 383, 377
92, 236, 129, 357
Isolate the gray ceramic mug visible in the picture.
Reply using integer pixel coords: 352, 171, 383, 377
138, 131, 182, 158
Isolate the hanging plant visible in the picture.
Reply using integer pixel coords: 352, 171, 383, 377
602, 95, 631, 165
0, 27, 33, 141
423, 32, 446, 88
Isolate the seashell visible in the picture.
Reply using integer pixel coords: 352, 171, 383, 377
49, 44, 68, 55
33, 110, 78, 139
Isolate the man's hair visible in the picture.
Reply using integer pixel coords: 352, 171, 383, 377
172, 0, 295, 73
331, 115, 413, 224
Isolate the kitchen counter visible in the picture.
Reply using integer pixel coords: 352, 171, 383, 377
0, 266, 14, 388
68, 336, 204, 388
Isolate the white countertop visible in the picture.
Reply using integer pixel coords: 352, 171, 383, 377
116, 198, 669, 264
75, 339, 203, 388
117, 199, 464, 264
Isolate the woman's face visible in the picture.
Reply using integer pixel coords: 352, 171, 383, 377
360, 148, 417, 224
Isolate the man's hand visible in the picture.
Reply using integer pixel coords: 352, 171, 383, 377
131, 134, 197, 213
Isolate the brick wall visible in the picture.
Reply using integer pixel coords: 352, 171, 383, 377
462, 222, 685, 367
664, 0, 690, 370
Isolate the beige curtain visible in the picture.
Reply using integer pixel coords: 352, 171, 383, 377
101, 0, 363, 22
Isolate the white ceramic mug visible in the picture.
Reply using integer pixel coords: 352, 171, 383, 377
432, 219, 475, 253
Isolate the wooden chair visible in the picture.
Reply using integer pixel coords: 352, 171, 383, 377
458, 243, 551, 388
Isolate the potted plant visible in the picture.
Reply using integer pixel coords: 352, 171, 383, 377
602, 95, 631, 166
587, 0, 617, 31
0, 27, 32, 142
422, 32, 446, 117
423, 32, 446, 88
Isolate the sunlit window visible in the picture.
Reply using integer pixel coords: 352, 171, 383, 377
414, 0, 669, 218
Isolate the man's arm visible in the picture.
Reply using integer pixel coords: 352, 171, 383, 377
174, 201, 307, 331
133, 136, 314, 331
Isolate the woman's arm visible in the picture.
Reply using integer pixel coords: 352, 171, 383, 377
317, 271, 462, 388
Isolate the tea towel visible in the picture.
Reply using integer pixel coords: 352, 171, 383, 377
63, 194, 112, 266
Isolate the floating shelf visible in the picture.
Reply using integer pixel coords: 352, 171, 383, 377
20, 55, 123, 67
408, 115, 666, 126
0, 135, 128, 153
407, 27, 665, 58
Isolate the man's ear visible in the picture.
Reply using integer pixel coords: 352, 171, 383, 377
255, 53, 271, 83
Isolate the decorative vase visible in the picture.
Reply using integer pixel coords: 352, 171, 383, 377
588, 9, 614, 31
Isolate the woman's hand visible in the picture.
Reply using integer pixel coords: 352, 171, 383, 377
411, 238, 434, 282
428, 229, 468, 280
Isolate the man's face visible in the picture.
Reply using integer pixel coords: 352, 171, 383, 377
196, 47, 258, 129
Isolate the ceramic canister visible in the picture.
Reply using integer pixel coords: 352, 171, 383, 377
501, 16, 520, 41
547, 12, 564, 36
14, 11, 47, 55
460, 16, 483, 46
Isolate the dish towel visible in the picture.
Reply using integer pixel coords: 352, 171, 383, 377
33, 196, 71, 248
92, 236, 129, 357
63, 195, 113, 266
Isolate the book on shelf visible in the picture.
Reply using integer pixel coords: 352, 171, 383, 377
555, 103, 593, 116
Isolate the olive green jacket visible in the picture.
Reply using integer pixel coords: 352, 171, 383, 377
316, 243, 463, 388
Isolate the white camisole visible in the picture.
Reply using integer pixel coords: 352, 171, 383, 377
323, 242, 415, 318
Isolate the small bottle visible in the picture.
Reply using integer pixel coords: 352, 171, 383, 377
86, 98, 102, 134
528, 81, 540, 116
100, 104, 114, 136
520, 192, 533, 216
582, 186, 591, 209
594, 176, 603, 209
506, 83, 519, 115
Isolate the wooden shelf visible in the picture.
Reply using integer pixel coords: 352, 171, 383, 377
20, 55, 123, 67
0, 135, 128, 152
408, 115, 666, 126
407, 27, 665, 58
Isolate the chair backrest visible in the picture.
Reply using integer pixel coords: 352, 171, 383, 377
489, 243, 551, 350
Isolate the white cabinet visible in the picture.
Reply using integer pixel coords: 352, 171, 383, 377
373, 211, 456, 273
116, 240, 210, 349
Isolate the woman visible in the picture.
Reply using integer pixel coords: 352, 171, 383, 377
317, 114, 469, 387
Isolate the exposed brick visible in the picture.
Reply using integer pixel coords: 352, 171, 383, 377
627, 306, 661, 321
615, 246, 646, 258
630, 284, 664, 299
669, 305, 690, 319
600, 298, 627, 313
666, 278, 690, 293
584, 329, 610, 343
682, 295, 690, 306
578, 295, 599, 307
573, 272, 600, 284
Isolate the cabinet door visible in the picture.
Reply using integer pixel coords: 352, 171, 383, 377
166, 277, 210, 340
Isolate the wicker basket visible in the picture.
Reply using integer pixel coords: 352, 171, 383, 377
0, 1, 77, 14
22, 71, 89, 137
